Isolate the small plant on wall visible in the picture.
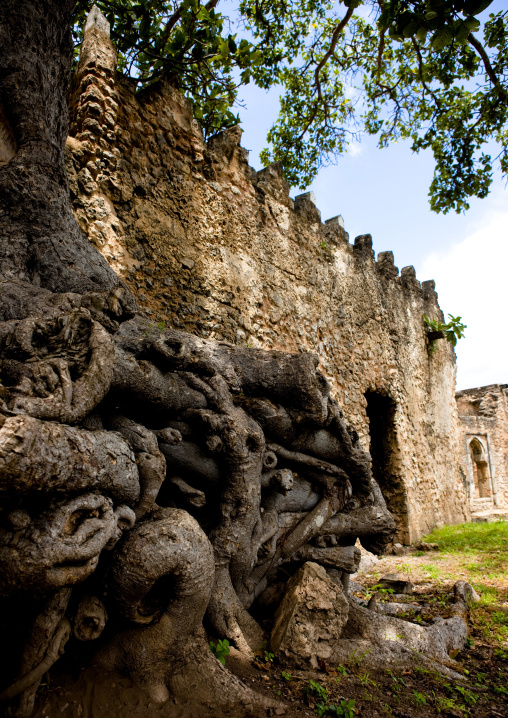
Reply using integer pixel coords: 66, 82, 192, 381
423, 314, 466, 356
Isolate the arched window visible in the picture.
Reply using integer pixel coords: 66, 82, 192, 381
468, 437, 491, 499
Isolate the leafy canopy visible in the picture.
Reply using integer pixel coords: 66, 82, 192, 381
73, 1, 508, 213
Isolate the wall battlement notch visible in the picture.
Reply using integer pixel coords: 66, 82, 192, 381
84, 5, 110, 37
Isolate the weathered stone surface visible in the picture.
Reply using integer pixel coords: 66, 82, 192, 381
351, 540, 379, 577
454, 580, 481, 606
349, 580, 367, 595
379, 574, 413, 595
456, 383, 508, 513
65, 43, 471, 543
0, 105, 16, 165
376, 600, 427, 618
392, 542, 406, 556
270, 562, 349, 668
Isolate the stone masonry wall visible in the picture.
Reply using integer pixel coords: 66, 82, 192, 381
456, 384, 508, 513
65, 16, 470, 542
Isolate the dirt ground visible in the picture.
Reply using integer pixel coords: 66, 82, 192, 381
366, 551, 508, 592
32, 548, 508, 718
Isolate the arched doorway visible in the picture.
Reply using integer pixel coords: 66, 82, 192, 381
468, 437, 492, 499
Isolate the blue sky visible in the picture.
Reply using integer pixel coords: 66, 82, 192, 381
230, 3, 508, 392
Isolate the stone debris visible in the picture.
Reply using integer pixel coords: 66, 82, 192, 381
376, 601, 429, 621
454, 580, 481, 606
351, 540, 380, 577
392, 542, 407, 556
349, 580, 367, 595
415, 541, 439, 551
270, 562, 349, 668
378, 573, 413, 595
339, 596, 468, 669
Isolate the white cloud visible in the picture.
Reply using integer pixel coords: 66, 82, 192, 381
347, 139, 363, 157
419, 195, 508, 391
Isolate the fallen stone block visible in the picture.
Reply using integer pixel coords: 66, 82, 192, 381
452, 580, 481, 619
341, 598, 467, 666
379, 573, 413, 595
349, 580, 367, 595
392, 542, 406, 556
454, 580, 480, 604
270, 561, 349, 668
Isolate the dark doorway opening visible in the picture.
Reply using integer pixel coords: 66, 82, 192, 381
364, 390, 409, 543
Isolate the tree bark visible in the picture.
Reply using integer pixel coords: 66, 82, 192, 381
0, 3, 398, 716
0, 0, 119, 294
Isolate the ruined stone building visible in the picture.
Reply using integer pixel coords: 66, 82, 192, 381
66, 14, 472, 543
456, 384, 508, 519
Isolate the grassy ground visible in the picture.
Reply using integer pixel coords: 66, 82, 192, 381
367, 520, 508, 648
232, 520, 508, 717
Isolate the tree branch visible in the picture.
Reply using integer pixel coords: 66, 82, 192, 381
376, 28, 386, 76
411, 38, 441, 108
313, 6, 355, 101
468, 33, 507, 98
160, 0, 221, 50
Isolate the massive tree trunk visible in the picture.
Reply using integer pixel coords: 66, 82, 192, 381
0, 2, 397, 717
0, 0, 118, 294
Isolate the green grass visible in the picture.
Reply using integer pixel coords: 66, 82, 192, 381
424, 521, 508, 554
421, 564, 442, 579
423, 521, 508, 578
420, 522, 508, 647
474, 583, 501, 605
460, 582, 508, 645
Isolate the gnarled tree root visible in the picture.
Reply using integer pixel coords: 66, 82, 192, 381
0, 589, 71, 718
98, 507, 215, 691
0, 414, 139, 504
166, 628, 283, 714
0, 620, 70, 705
0, 494, 134, 596
335, 598, 468, 677
2, 312, 114, 424
96, 507, 279, 712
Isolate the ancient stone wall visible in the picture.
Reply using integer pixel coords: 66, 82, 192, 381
65, 20, 470, 542
456, 384, 508, 515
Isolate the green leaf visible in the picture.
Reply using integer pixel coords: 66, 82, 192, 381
388, 26, 404, 41
133, 4, 144, 19
463, 17, 481, 32
463, 0, 494, 15
416, 26, 428, 44
402, 18, 421, 38
431, 26, 453, 51
377, 9, 392, 31
455, 22, 472, 44
139, 14, 151, 38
